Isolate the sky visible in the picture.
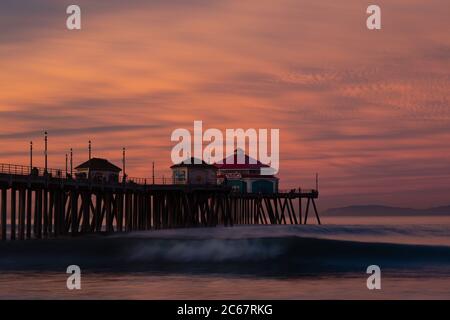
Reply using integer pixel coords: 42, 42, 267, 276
0, 0, 449, 210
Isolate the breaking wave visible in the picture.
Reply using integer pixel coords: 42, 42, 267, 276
0, 225, 449, 276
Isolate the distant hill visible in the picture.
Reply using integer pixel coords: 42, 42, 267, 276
323, 205, 450, 216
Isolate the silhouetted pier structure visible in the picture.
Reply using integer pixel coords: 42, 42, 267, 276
0, 163, 320, 241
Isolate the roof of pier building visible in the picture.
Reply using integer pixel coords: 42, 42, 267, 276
75, 158, 122, 172
214, 149, 270, 171
170, 157, 217, 169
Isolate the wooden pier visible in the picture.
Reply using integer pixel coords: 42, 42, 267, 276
0, 163, 320, 241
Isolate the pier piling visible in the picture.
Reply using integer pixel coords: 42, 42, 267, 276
0, 164, 321, 241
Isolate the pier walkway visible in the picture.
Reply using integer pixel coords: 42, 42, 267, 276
0, 163, 320, 241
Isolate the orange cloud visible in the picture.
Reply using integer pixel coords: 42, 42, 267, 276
0, 0, 449, 209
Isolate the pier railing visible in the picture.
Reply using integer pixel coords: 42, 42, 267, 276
279, 188, 317, 194
0, 163, 318, 194
0, 163, 63, 177
0, 163, 167, 185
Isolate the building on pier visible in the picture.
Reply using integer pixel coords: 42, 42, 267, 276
171, 157, 217, 185
75, 157, 122, 183
215, 149, 279, 194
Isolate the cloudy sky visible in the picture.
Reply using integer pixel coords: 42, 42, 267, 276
0, 0, 449, 209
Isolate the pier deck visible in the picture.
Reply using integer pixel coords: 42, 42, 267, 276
0, 163, 320, 241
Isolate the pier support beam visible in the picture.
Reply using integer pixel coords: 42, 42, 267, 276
0, 172, 322, 241
19, 189, 26, 240
1, 188, 6, 241
26, 189, 32, 239
10, 188, 16, 240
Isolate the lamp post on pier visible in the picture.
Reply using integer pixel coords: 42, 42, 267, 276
122, 147, 126, 183
70, 148, 73, 177
30, 141, 33, 171
44, 131, 48, 174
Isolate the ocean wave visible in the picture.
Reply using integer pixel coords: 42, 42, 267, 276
109, 224, 450, 245
1, 230, 449, 276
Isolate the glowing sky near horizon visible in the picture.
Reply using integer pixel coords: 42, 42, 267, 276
0, 0, 449, 209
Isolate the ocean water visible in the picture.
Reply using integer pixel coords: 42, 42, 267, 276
0, 216, 449, 299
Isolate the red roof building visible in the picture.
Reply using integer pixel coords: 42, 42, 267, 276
215, 149, 278, 193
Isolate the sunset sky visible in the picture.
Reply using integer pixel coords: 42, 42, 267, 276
0, 0, 449, 210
